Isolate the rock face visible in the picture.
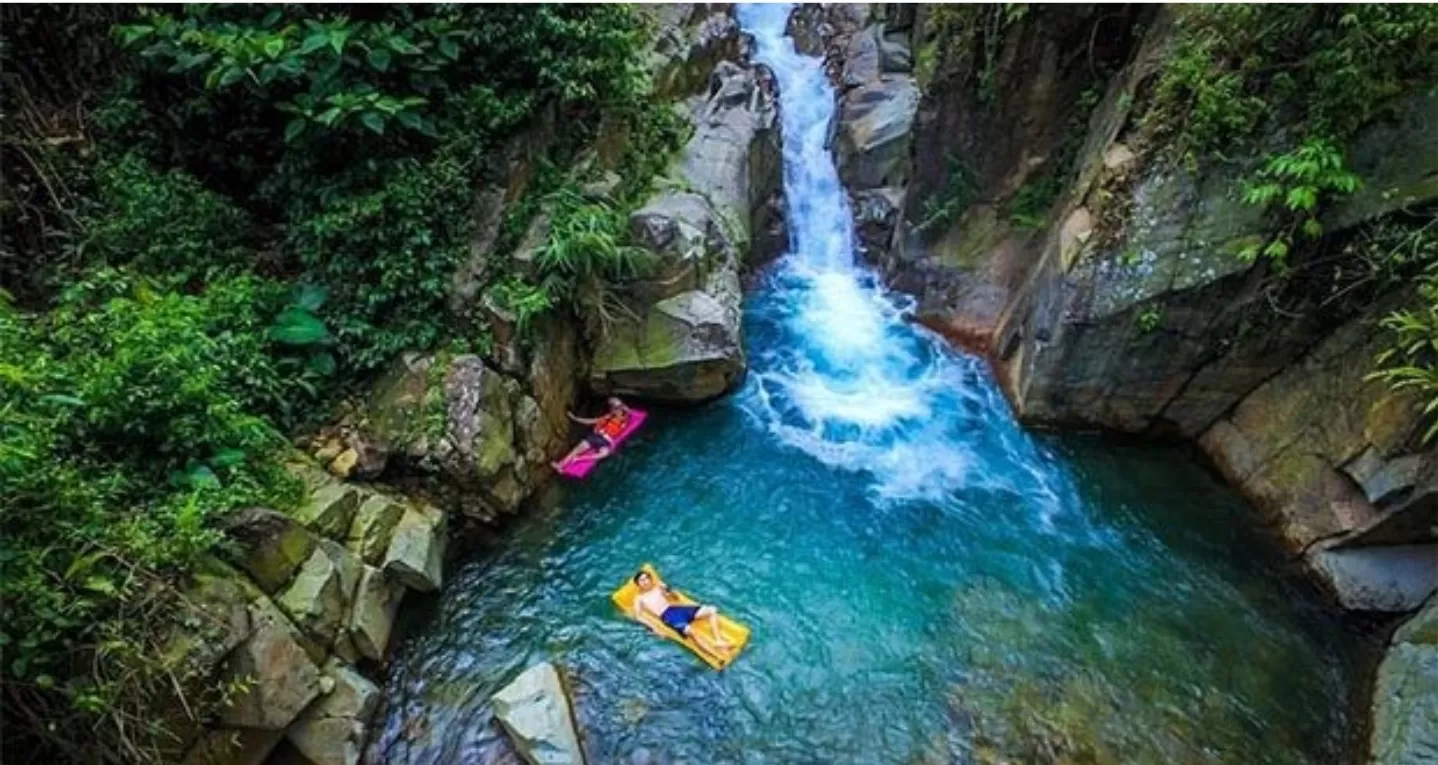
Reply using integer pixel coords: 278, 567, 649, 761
358, 349, 573, 521
491, 663, 587, 765
1370, 596, 1438, 765
589, 55, 781, 402
181, 468, 440, 764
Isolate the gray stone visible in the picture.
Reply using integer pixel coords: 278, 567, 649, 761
219, 598, 323, 730
837, 76, 919, 190
1310, 545, 1438, 612
346, 494, 406, 566
878, 28, 912, 73
382, 504, 446, 593
222, 507, 319, 595
348, 565, 404, 661
1369, 641, 1438, 765
492, 663, 586, 765
293, 482, 360, 541
286, 659, 380, 765
275, 546, 347, 648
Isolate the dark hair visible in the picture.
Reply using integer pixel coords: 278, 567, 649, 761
633, 570, 650, 584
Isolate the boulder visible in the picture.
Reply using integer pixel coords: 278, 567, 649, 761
590, 59, 778, 402
590, 271, 744, 402
222, 507, 318, 594
491, 663, 586, 765
293, 482, 361, 541
1310, 545, 1438, 612
286, 659, 381, 765
852, 186, 904, 266
837, 76, 919, 191
382, 504, 446, 593
348, 565, 404, 661
647, 7, 740, 100
219, 597, 323, 731
275, 546, 347, 650
1396, 596, 1438, 646
346, 494, 406, 566
164, 559, 259, 682
877, 27, 913, 73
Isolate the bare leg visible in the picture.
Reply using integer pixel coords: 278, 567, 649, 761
695, 606, 732, 650
552, 440, 593, 469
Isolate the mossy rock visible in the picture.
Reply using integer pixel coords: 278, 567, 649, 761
345, 494, 407, 566
222, 507, 319, 594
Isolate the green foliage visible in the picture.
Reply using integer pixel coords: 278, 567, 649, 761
918, 153, 977, 232
1370, 266, 1438, 443
82, 153, 256, 280
1136, 304, 1164, 334
1, 271, 308, 760
1150, 5, 1438, 162
1237, 137, 1362, 264
1007, 172, 1064, 229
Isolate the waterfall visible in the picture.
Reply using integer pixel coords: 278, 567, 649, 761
737, 5, 1075, 519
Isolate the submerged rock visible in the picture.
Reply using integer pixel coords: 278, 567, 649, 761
491, 662, 586, 765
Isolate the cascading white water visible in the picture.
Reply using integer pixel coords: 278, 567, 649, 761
737, 4, 1074, 517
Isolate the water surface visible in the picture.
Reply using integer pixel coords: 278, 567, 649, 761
366, 7, 1364, 764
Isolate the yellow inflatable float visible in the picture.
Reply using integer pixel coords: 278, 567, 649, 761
611, 564, 751, 670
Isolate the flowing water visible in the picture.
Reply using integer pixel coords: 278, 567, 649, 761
367, 7, 1367, 764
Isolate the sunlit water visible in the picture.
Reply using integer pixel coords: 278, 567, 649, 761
365, 6, 1367, 764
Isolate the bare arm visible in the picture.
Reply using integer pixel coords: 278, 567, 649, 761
568, 411, 598, 425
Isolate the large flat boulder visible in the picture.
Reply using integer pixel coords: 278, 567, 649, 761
491, 663, 586, 765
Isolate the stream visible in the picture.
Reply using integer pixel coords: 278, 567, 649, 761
366, 6, 1365, 764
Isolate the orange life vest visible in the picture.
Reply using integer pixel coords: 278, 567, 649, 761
595, 410, 628, 439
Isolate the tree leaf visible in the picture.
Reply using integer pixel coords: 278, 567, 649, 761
269, 307, 330, 346
359, 111, 386, 135
292, 283, 328, 312
328, 28, 351, 55
263, 37, 286, 59
306, 352, 336, 376
284, 118, 307, 143
439, 37, 460, 60
367, 47, 392, 71
300, 32, 330, 55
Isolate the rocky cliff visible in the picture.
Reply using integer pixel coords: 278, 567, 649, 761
817, 4, 1436, 764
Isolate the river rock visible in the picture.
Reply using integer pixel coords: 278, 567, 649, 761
382, 504, 446, 593
1310, 545, 1438, 612
219, 597, 323, 730
491, 662, 586, 765
222, 507, 319, 595
837, 75, 919, 191
348, 565, 404, 661
286, 659, 381, 765
346, 494, 406, 566
1397, 596, 1438, 646
293, 481, 361, 541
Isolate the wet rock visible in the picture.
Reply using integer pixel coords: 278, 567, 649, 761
492, 662, 586, 765
222, 507, 318, 594
852, 186, 903, 266
1310, 545, 1438, 612
348, 565, 404, 661
346, 494, 406, 566
877, 27, 912, 73
219, 597, 323, 730
286, 659, 381, 765
837, 76, 919, 191
647, 7, 740, 100
382, 504, 446, 593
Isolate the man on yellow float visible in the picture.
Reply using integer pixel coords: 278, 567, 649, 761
631, 569, 734, 656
